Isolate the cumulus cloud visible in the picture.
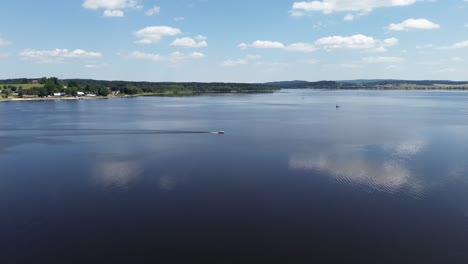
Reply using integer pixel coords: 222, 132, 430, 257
240, 35, 396, 53
363, 56, 405, 63
383, 37, 399, 47
449, 40, 468, 49
83, 0, 138, 17
285, 42, 317, 52
388, 18, 440, 31
291, 0, 416, 16
438, 40, 468, 50
103, 9, 124, 17
127, 51, 205, 64
344, 14, 355, 21
135, 26, 181, 44
239, 40, 316, 53
223, 59, 248, 67
20, 48, 102, 63
223, 54, 261, 67
127, 51, 164, 61
315, 34, 376, 50
83, 0, 138, 10
145, 6, 160, 16
0, 37, 10, 47
240, 40, 286, 49
171, 36, 207, 48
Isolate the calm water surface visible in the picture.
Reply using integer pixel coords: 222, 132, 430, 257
1, 90, 468, 263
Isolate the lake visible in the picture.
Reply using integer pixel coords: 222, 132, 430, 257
1, 90, 468, 263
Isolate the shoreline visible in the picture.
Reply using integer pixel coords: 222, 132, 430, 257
2, 88, 468, 102
0, 90, 278, 102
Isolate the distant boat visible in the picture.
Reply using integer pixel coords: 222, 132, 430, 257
336, 104, 340, 108
217, 131, 225, 135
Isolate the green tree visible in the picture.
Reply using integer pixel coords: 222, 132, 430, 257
4, 89, 12, 98
67, 86, 78, 96
67, 80, 79, 88
97, 87, 109, 96
20, 78, 29, 84
123, 84, 143, 95
43, 77, 64, 95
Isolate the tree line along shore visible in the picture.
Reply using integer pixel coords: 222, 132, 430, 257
0, 77, 279, 100
2, 78, 468, 101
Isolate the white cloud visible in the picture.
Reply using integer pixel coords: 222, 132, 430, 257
135, 26, 181, 44
315, 34, 376, 50
383, 37, 399, 47
83, 0, 138, 17
238, 43, 249, 49
223, 54, 261, 67
289, 10, 305, 17
83, 0, 138, 10
363, 56, 405, 63
248, 40, 286, 49
103, 9, 124, 17
223, 59, 248, 67
285, 42, 317, 52
20, 48, 102, 63
128, 51, 205, 64
127, 51, 164, 61
145, 6, 160, 16
174, 17, 185, 22
416, 44, 434, 49
434, 68, 461, 73
291, 0, 416, 16
450, 40, 468, 49
296, 59, 318, 64
169, 51, 205, 64
245, 54, 261, 60
239, 40, 316, 53
365, 37, 399, 53
240, 35, 393, 53
439, 40, 468, 50
388, 18, 440, 31
344, 14, 354, 21
171, 36, 207, 48
0, 37, 10, 47
451, 57, 464, 62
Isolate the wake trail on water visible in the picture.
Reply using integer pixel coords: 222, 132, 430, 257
0, 128, 225, 136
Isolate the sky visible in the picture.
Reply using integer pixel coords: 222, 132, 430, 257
0, 0, 467, 82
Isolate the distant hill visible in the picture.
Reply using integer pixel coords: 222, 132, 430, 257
265, 80, 338, 89
264, 80, 468, 89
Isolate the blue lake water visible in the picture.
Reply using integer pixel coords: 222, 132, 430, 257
1, 90, 468, 263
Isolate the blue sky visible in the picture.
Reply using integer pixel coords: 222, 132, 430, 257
0, 0, 467, 82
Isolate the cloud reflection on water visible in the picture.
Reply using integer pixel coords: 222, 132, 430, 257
289, 140, 427, 195
93, 161, 144, 191
159, 173, 188, 191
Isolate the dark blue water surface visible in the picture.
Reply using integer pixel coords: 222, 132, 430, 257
1, 90, 468, 263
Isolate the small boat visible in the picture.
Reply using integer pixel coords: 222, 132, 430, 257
336, 105, 340, 109
217, 131, 225, 135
